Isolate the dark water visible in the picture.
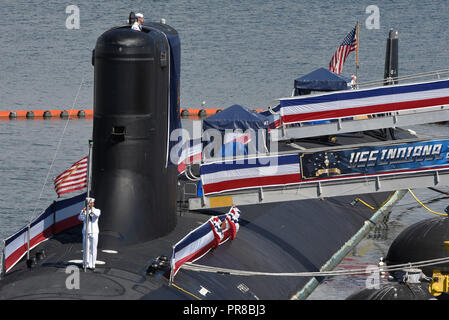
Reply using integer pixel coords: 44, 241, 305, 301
1, 0, 449, 299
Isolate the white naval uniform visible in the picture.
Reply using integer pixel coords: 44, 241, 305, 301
78, 207, 101, 269
131, 22, 142, 31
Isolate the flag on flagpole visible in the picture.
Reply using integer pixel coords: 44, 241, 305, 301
329, 24, 358, 75
54, 157, 88, 197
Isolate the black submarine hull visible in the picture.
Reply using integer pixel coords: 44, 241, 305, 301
0, 189, 397, 300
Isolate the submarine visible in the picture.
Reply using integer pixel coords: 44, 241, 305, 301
347, 215, 449, 300
0, 18, 415, 300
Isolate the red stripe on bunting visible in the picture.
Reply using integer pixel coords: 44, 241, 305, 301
54, 215, 82, 234
4, 226, 53, 272
202, 173, 301, 195
281, 96, 449, 124
172, 239, 216, 277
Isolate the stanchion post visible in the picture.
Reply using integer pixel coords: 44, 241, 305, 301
26, 224, 31, 260
52, 201, 57, 236
83, 140, 94, 272
0, 240, 5, 278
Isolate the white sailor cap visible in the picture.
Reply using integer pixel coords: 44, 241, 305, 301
86, 197, 95, 203
135, 13, 144, 18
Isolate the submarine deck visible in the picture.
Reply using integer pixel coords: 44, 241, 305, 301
0, 129, 413, 300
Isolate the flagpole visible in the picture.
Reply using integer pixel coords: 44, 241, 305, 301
83, 140, 93, 272
1, 240, 5, 278
355, 21, 360, 86
169, 247, 174, 285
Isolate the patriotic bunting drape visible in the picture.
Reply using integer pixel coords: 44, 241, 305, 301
170, 206, 240, 282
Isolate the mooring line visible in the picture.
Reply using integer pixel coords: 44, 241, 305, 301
28, 75, 85, 223
180, 256, 449, 278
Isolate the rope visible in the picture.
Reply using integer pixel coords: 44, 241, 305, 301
354, 198, 376, 210
188, 165, 201, 180
184, 165, 200, 181
183, 168, 197, 181
180, 256, 449, 278
28, 75, 85, 223
352, 193, 395, 211
355, 190, 449, 216
407, 189, 448, 217
428, 187, 449, 196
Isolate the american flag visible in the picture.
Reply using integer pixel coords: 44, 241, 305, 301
329, 25, 358, 74
54, 157, 88, 197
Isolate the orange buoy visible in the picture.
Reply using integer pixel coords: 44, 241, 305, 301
43, 110, 52, 118
77, 110, 86, 118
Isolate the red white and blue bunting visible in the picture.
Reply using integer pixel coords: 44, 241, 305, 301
170, 206, 240, 282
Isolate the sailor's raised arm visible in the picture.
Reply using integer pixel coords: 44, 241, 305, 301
78, 207, 87, 221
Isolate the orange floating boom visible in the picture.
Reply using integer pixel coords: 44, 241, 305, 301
0, 109, 94, 119
0, 108, 266, 119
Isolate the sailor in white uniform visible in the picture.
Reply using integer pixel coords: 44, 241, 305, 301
78, 198, 101, 270
131, 13, 144, 31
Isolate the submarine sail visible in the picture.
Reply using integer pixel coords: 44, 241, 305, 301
92, 24, 180, 247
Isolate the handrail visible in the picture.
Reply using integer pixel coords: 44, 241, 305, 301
356, 69, 449, 88
275, 69, 449, 102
